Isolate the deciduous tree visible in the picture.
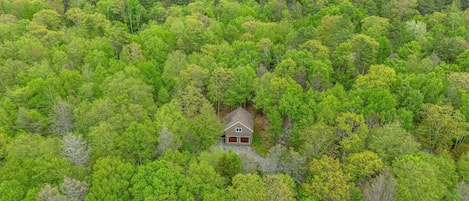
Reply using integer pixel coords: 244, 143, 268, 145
301, 155, 352, 201
86, 157, 134, 201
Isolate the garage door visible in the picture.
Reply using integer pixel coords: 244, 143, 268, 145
228, 137, 237, 143
240, 137, 249, 143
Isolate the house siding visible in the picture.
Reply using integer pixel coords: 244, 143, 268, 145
224, 122, 253, 145
224, 122, 252, 137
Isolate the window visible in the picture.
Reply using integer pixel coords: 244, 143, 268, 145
240, 137, 249, 143
228, 137, 237, 143
235, 127, 242, 132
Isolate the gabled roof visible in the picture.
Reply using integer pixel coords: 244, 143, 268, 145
224, 107, 254, 132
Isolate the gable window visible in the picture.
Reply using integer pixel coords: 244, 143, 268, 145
235, 127, 242, 132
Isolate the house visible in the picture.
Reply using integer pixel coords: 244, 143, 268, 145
224, 107, 254, 145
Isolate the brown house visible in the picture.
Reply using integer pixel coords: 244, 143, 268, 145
224, 107, 254, 145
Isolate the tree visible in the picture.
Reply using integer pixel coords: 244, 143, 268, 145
456, 49, 469, 72
299, 40, 330, 61
117, 120, 158, 164
62, 133, 91, 166
238, 151, 259, 174
392, 154, 446, 201
224, 66, 256, 107
0, 180, 25, 201
458, 152, 469, 183
37, 184, 68, 201
228, 174, 267, 201
349, 34, 380, 75
361, 16, 390, 40
336, 112, 368, 156
263, 144, 307, 183
86, 157, 134, 201
156, 125, 181, 156
299, 124, 338, 161
130, 160, 185, 201
352, 87, 397, 125
60, 177, 89, 201
177, 64, 209, 91
454, 181, 469, 201
301, 155, 352, 201
354, 65, 397, 89
361, 169, 396, 201
87, 122, 119, 158
180, 161, 226, 200
344, 151, 383, 182
0, 134, 71, 193
368, 123, 420, 163
273, 58, 297, 80
215, 150, 242, 184
315, 94, 341, 126
125, 0, 146, 33
119, 42, 144, 63
177, 85, 210, 119
15, 107, 46, 134
388, 0, 419, 20
317, 15, 353, 52
418, 103, 468, 152
208, 67, 234, 114
264, 174, 296, 201
184, 101, 223, 152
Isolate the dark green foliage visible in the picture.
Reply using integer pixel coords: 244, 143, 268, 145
216, 150, 242, 184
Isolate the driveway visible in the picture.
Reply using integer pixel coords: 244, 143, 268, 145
215, 141, 268, 171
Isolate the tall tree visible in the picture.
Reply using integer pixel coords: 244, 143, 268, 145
208, 67, 234, 114
392, 154, 445, 201
317, 15, 353, 52
62, 133, 91, 166
457, 152, 469, 183
301, 155, 353, 201
86, 157, 134, 201
299, 123, 338, 161
130, 160, 185, 201
263, 174, 296, 201
336, 112, 368, 156
349, 34, 380, 75
344, 151, 383, 182
224, 66, 256, 107
368, 123, 420, 164
228, 174, 267, 201
361, 169, 396, 201
60, 177, 89, 201
418, 103, 468, 152
156, 125, 181, 156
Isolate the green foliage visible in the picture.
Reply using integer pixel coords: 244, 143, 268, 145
216, 150, 242, 184
418, 103, 468, 152
0, 180, 25, 201
86, 157, 134, 201
0, 135, 71, 193
458, 152, 469, 183
0, 0, 468, 199
130, 160, 184, 201
301, 155, 353, 201
344, 151, 383, 182
229, 174, 267, 201
368, 123, 420, 163
392, 154, 447, 201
